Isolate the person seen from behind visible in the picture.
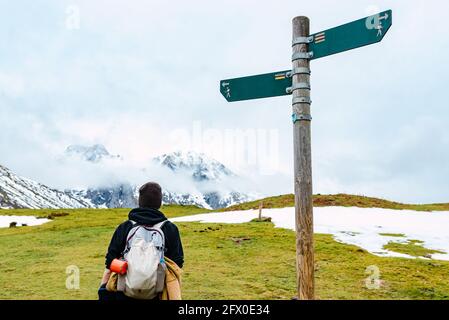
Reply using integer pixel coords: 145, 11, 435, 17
98, 182, 184, 300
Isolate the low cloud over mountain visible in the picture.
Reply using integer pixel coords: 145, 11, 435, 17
1, 145, 257, 210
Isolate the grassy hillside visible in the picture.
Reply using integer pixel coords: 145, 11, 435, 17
224, 193, 449, 212
1, 203, 449, 300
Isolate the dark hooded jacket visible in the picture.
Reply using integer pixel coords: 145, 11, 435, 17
105, 208, 184, 269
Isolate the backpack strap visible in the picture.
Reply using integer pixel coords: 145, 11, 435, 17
152, 220, 168, 256
153, 219, 168, 229
122, 221, 141, 256
128, 219, 166, 228
123, 220, 169, 256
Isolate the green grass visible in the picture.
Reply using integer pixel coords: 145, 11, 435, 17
379, 233, 406, 238
1, 204, 449, 300
224, 193, 449, 212
383, 240, 446, 258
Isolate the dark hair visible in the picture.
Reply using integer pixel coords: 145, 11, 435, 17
138, 182, 162, 209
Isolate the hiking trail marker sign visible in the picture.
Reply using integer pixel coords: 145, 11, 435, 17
220, 70, 292, 102
219, 10, 392, 300
309, 9, 392, 60
220, 10, 392, 102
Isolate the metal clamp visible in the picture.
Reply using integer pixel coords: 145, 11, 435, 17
286, 67, 311, 77
286, 82, 311, 94
292, 36, 314, 46
292, 96, 312, 105
292, 51, 314, 61
292, 113, 312, 123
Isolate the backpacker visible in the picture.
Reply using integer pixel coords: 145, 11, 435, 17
117, 220, 167, 299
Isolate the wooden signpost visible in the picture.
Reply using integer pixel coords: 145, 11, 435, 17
220, 10, 393, 300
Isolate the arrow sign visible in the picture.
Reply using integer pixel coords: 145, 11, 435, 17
309, 10, 392, 60
220, 10, 392, 102
220, 70, 292, 102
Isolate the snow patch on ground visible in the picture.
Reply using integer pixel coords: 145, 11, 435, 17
0, 215, 51, 228
171, 206, 449, 261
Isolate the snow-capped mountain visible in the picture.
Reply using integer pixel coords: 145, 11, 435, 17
64, 147, 254, 209
154, 151, 233, 181
0, 164, 91, 209
68, 184, 137, 209
161, 190, 210, 209
0, 146, 255, 210
153, 151, 251, 209
64, 144, 121, 163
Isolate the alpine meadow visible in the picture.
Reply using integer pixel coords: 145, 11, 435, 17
1, 0, 449, 307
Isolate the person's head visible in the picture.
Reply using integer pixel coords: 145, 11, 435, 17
138, 182, 162, 209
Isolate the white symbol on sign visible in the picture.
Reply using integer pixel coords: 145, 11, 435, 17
366, 12, 389, 37
375, 24, 383, 37
379, 13, 389, 21
222, 82, 231, 98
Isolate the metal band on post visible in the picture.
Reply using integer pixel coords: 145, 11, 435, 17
292, 51, 314, 61
292, 36, 314, 46
286, 67, 311, 78
292, 113, 312, 123
292, 97, 312, 105
286, 82, 311, 94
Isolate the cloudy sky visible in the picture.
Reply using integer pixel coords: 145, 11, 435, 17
1, 0, 449, 203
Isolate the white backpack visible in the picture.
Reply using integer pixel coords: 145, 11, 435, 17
118, 220, 167, 299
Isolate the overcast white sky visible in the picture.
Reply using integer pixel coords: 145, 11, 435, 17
1, 0, 449, 203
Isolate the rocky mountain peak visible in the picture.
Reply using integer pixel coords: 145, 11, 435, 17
154, 151, 233, 182
64, 144, 121, 163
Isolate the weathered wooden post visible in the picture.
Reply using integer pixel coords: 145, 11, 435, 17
219, 9, 393, 301
291, 16, 314, 300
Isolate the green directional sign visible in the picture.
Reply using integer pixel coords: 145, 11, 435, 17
220, 70, 292, 102
310, 10, 392, 60
219, 10, 393, 102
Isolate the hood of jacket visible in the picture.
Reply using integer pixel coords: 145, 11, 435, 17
128, 207, 167, 225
